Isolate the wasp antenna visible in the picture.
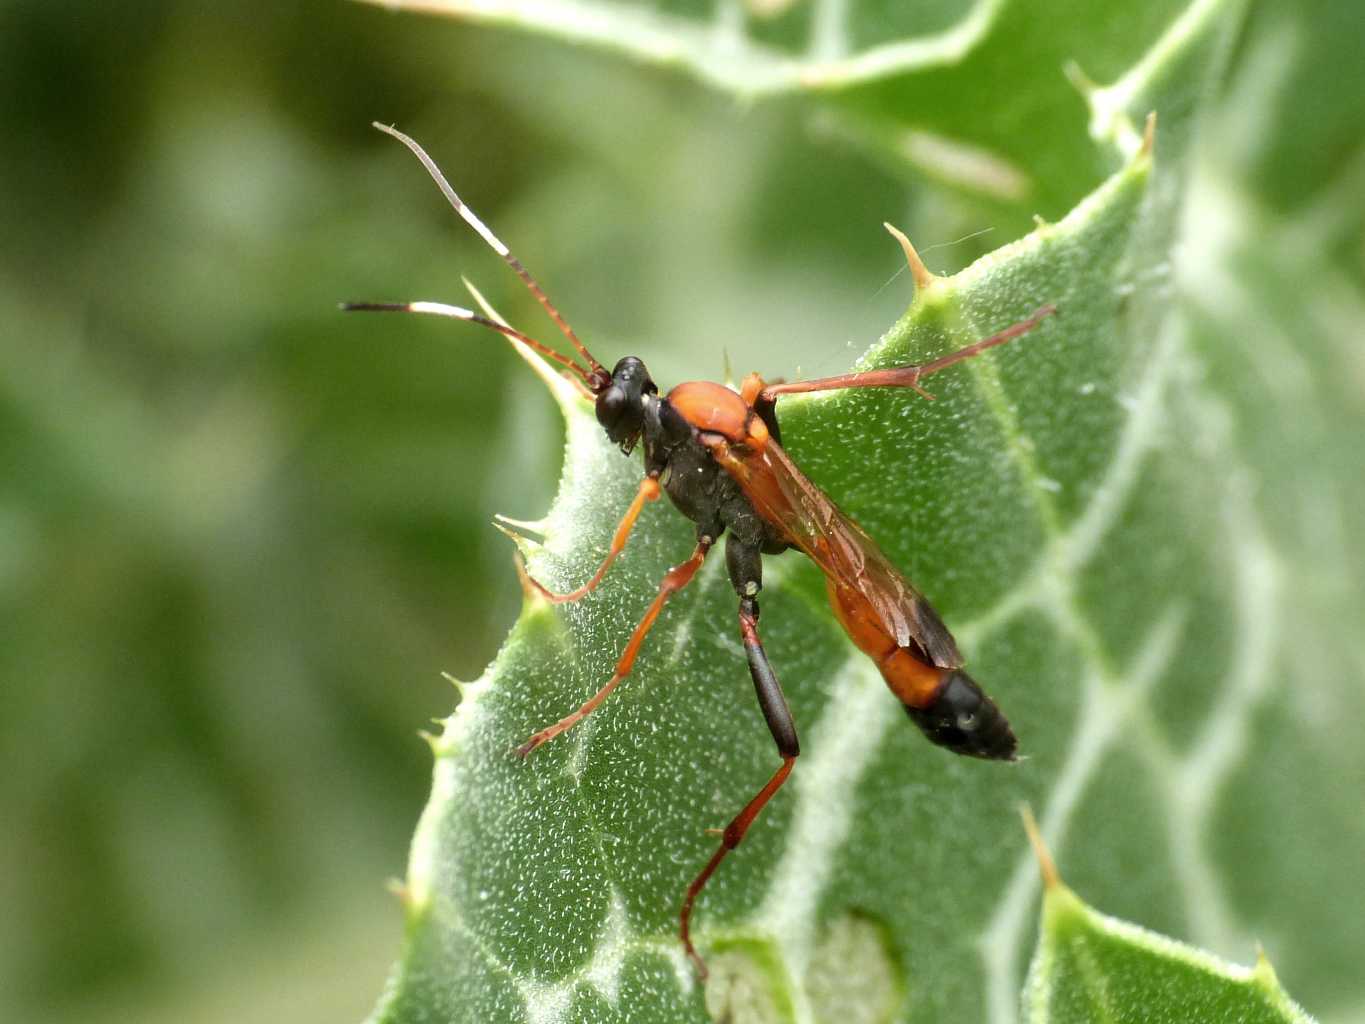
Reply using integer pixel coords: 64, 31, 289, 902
371, 122, 610, 387
341, 300, 593, 383
463, 277, 596, 399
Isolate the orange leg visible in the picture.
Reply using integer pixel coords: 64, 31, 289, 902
680, 600, 800, 978
515, 539, 711, 757
760, 304, 1056, 403
680, 755, 796, 978
517, 476, 661, 604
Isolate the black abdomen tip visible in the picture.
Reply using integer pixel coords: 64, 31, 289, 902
905, 670, 1017, 761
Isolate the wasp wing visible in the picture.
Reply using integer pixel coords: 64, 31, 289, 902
712, 436, 963, 669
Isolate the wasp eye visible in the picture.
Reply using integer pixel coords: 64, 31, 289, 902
595, 386, 627, 428
596, 384, 644, 449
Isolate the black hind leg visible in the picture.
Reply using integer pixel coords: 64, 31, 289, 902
679, 536, 801, 977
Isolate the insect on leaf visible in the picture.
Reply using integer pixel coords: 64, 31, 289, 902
362, 0, 1365, 1022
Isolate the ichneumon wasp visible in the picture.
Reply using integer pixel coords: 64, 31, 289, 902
346, 122, 1056, 978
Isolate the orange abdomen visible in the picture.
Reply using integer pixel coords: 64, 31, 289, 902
826, 579, 945, 709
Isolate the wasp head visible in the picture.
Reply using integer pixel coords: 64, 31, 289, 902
595, 356, 656, 455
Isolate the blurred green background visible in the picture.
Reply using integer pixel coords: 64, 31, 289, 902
0, 4, 930, 1022
2, 2, 1361, 1023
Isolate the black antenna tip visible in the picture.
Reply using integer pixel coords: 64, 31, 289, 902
341, 301, 408, 313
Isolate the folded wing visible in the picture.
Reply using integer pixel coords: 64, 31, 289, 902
709, 435, 963, 669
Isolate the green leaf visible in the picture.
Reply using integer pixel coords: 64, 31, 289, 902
358, 0, 1200, 215
358, 1, 1365, 1023
1025, 882, 1314, 1023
